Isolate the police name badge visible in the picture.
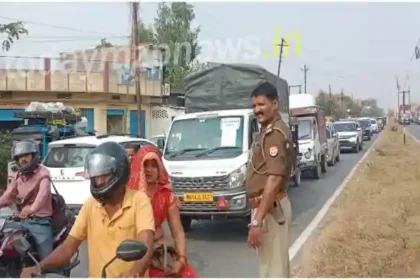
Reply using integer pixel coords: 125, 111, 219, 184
269, 145, 278, 157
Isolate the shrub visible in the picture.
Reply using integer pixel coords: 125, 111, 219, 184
0, 132, 12, 188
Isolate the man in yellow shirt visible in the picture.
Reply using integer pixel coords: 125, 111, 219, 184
21, 142, 155, 278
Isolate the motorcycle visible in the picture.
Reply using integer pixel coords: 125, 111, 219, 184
13, 237, 147, 278
0, 209, 79, 277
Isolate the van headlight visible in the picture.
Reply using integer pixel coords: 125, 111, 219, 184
229, 164, 247, 189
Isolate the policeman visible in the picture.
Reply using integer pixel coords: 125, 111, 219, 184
246, 82, 294, 278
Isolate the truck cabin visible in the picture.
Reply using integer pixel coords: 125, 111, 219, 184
290, 106, 321, 141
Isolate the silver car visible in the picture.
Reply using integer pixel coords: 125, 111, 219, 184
333, 120, 364, 153
326, 122, 340, 165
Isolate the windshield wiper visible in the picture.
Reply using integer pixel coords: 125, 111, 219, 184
298, 134, 311, 140
168, 148, 204, 158
195, 146, 240, 157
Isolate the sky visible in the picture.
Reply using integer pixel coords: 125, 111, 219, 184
1, 1, 420, 110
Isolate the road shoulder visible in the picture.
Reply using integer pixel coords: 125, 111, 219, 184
293, 125, 420, 277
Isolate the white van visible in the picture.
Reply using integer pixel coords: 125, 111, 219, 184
43, 135, 155, 213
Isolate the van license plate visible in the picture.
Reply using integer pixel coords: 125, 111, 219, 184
183, 193, 213, 202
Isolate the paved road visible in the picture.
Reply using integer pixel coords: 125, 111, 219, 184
407, 124, 420, 140
1, 133, 380, 277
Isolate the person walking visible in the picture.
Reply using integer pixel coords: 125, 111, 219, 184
246, 82, 295, 277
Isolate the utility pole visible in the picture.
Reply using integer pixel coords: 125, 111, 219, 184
131, 2, 143, 137
398, 87, 410, 144
276, 38, 288, 78
301, 64, 309, 93
329, 84, 332, 116
340, 88, 344, 108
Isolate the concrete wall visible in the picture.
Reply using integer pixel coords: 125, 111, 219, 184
149, 106, 185, 137
0, 69, 161, 97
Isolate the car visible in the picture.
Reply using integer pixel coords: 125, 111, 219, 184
326, 122, 340, 166
333, 120, 363, 153
43, 135, 156, 213
358, 118, 373, 140
369, 118, 379, 133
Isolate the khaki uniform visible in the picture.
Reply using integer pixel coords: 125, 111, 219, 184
246, 117, 294, 278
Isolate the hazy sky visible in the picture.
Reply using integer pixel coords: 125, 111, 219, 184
1, 1, 419, 110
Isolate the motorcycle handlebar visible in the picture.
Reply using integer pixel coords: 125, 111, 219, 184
28, 258, 80, 278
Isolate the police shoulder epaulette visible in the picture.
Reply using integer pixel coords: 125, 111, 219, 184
265, 124, 273, 135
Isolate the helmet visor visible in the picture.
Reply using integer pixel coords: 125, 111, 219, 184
85, 153, 117, 178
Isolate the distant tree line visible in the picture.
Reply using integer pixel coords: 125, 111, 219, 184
315, 89, 384, 119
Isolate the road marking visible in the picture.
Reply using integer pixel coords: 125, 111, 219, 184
289, 133, 384, 261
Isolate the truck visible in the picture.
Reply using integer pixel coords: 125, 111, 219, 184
289, 93, 328, 179
161, 63, 298, 231
7, 109, 89, 184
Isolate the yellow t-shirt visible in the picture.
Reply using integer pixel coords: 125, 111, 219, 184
69, 189, 155, 278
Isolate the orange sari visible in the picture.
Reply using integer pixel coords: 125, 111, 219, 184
127, 145, 198, 278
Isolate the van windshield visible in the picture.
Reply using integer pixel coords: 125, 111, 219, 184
44, 146, 94, 168
298, 120, 312, 140
164, 116, 244, 160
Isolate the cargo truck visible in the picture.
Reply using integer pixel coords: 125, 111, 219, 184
161, 63, 299, 231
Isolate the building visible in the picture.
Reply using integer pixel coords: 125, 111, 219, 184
0, 45, 175, 138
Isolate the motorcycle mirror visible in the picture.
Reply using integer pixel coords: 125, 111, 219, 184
101, 240, 147, 278
116, 240, 147, 262
12, 236, 31, 256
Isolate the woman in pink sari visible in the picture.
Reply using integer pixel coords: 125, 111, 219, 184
127, 145, 198, 278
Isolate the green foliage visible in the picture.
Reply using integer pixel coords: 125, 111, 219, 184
138, 20, 155, 44
315, 90, 384, 119
0, 132, 12, 187
153, 2, 201, 89
0, 21, 28, 51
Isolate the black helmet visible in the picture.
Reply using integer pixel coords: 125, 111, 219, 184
84, 142, 129, 203
12, 140, 40, 175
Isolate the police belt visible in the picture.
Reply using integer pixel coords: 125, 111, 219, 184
249, 191, 286, 209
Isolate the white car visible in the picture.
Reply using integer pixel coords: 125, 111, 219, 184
43, 135, 156, 213
333, 120, 364, 153
369, 118, 379, 133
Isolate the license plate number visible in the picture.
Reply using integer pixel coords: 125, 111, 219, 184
183, 193, 214, 202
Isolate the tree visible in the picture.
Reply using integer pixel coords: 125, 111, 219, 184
315, 90, 363, 119
0, 21, 28, 51
138, 20, 155, 44
153, 2, 201, 89
95, 38, 113, 49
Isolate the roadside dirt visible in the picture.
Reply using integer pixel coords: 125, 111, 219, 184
293, 125, 420, 277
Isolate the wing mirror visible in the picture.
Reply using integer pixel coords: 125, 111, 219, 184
156, 139, 165, 150
101, 240, 148, 278
357, 127, 362, 131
